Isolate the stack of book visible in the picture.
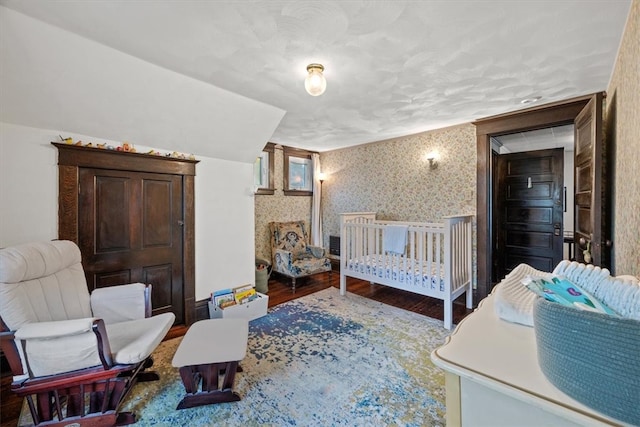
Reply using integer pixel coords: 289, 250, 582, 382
233, 284, 257, 305
211, 288, 236, 309
211, 284, 258, 309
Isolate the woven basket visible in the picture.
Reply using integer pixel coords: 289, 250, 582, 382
533, 298, 640, 425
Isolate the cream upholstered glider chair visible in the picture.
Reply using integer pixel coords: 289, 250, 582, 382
269, 220, 331, 292
0, 240, 175, 426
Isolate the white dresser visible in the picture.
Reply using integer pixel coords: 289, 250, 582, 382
431, 291, 629, 427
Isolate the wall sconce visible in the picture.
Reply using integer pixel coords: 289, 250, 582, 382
305, 63, 327, 96
426, 151, 439, 169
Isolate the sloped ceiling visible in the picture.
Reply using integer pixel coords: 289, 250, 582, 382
0, 1, 632, 159
0, 6, 285, 163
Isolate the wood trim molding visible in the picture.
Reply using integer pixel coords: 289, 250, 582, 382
473, 95, 594, 301
53, 143, 198, 175
183, 174, 197, 326
58, 164, 79, 242
195, 299, 210, 322
255, 142, 276, 195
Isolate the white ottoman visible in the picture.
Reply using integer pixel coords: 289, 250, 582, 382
171, 318, 249, 409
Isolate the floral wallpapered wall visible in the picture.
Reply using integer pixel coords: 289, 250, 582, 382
254, 125, 477, 281
606, 0, 640, 277
255, 145, 312, 262
320, 124, 478, 284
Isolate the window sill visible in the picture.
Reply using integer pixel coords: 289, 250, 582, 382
284, 190, 312, 196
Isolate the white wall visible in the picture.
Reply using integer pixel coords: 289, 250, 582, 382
193, 156, 255, 300
0, 122, 254, 301
0, 123, 58, 243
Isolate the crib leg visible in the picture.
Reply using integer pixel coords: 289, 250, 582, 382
339, 273, 346, 295
291, 277, 296, 293
466, 286, 473, 309
444, 300, 453, 330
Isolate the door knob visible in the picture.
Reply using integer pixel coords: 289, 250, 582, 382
582, 241, 592, 264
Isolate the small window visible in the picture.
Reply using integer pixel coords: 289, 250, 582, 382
284, 147, 314, 196
288, 156, 312, 190
254, 143, 274, 195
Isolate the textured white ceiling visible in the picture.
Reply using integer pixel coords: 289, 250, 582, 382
0, 0, 632, 153
494, 124, 575, 153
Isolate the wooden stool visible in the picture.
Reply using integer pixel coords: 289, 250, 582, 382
171, 318, 248, 409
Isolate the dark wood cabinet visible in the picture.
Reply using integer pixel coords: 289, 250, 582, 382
54, 143, 198, 326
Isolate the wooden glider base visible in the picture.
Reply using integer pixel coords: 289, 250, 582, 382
176, 361, 244, 409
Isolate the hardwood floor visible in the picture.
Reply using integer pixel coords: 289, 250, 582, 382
267, 271, 474, 325
0, 272, 473, 426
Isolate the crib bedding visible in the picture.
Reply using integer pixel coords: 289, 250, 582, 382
346, 254, 446, 291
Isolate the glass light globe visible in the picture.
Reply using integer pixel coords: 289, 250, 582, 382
305, 64, 326, 96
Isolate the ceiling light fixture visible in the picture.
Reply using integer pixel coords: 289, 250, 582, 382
305, 63, 326, 96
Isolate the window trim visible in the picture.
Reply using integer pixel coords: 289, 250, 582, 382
284, 147, 314, 196
254, 143, 275, 195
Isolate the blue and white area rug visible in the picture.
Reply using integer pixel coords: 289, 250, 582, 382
124, 287, 451, 426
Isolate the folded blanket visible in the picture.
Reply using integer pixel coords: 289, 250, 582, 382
493, 264, 552, 327
383, 225, 408, 255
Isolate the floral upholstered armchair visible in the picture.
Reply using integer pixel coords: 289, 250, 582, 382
269, 220, 331, 291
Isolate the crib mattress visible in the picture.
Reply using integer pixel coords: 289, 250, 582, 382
345, 255, 445, 291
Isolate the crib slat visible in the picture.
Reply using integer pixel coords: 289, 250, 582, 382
438, 231, 442, 290
428, 231, 433, 289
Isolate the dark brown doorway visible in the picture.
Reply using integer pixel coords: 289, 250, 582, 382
495, 149, 564, 279
474, 93, 608, 301
574, 92, 608, 265
79, 168, 185, 322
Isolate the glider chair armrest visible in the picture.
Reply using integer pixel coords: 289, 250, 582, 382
15, 318, 115, 377
91, 283, 152, 323
0, 328, 24, 377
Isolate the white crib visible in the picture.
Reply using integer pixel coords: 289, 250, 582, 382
339, 212, 474, 329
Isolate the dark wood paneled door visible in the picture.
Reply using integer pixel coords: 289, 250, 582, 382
496, 148, 564, 277
574, 92, 609, 266
78, 168, 184, 323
